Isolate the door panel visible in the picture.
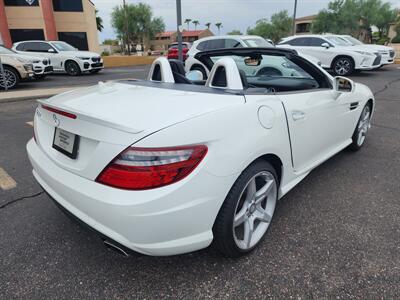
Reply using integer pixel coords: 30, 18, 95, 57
278, 89, 355, 172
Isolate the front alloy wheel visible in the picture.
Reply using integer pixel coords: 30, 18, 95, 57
0, 67, 19, 89
213, 161, 278, 257
65, 61, 81, 76
349, 104, 371, 151
333, 57, 354, 76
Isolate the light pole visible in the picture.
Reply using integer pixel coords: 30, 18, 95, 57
292, 0, 298, 35
176, 0, 183, 61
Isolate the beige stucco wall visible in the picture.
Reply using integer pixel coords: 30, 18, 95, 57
388, 23, 397, 40
4, 0, 99, 52
54, 0, 100, 53
5, 6, 44, 31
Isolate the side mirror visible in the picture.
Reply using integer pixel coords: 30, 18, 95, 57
334, 76, 354, 93
186, 70, 204, 81
48, 48, 56, 53
321, 43, 330, 49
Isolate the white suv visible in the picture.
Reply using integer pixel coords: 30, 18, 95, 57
277, 35, 381, 76
185, 35, 273, 78
0, 45, 52, 79
13, 41, 103, 76
337, 35, 396, 66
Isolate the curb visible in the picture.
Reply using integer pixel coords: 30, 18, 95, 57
0, 86, 81, 103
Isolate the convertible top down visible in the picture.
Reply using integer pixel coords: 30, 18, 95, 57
27, 48, 374, 257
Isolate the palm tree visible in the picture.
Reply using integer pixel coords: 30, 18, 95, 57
96, 9, 104, 32
205, 22, 211, 30
215, 22, 223, 35
184, 19, 192, 30
192, 20, 200, 31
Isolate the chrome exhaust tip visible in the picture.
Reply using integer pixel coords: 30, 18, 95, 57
103, 240, 129, 257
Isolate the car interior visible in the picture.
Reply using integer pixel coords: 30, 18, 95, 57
148, 51, 332, 93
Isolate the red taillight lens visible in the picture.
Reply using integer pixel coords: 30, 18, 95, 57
41, 105, 77, 119
96, 145, 208, 190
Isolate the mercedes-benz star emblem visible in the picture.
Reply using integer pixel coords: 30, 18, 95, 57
53, 114, 60, 127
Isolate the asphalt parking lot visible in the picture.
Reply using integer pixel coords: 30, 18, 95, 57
12, 65, 151, 91
0, 65, 399, 299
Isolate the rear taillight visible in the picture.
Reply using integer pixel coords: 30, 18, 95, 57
41, 105, 77, 119
96, 145, 208, 190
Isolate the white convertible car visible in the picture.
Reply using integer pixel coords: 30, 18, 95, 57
27, 48, 374, 257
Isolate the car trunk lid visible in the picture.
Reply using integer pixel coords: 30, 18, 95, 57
34, 81, 244, 180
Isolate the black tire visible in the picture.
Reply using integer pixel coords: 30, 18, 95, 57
191, 65, 207, 80
332, 56, 354, 76
0, 66, 20, 90
213, 160, 279, 258
348, 103, 372, 151
90, 69, 101, 74
65, 61, 81, 76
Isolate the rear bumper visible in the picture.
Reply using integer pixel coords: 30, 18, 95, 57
27, 139, 234, 256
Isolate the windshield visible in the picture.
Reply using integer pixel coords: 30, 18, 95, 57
208, 54, 319, 92
243, 38, 273, 48
51, 41, 76, 51
0, 46, 16, 55
325, 36, 352, 46
342, 36, 363, 46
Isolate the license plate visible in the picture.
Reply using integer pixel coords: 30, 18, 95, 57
52, 128, 79, 159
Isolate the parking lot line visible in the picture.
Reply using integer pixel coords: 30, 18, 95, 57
26, 121, 33, 127
0, 167, 17, 190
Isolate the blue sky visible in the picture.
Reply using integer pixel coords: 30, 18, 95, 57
92, 0, 400, 42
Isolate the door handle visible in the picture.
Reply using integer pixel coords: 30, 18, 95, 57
292, 110, 306, 121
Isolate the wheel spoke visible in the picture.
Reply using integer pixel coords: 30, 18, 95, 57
255, 180, 274, 204
233, 207, 247, 227
255, 207, 272, 223
243, 217, 254, 248
245, 178, 256, 202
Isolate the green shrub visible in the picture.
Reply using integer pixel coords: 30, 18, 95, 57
101, 50, 110, 56
392, 35, 400, 44
377, 37, 390, 45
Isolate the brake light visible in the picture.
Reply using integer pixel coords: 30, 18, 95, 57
41, 105, 77, 119
96, 145, 208, 190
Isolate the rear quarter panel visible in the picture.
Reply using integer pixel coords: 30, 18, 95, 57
133, 95, 292, 182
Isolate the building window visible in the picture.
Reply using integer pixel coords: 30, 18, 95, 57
4, 0, 39, 6
296, 23, 311, 34
58, 32, 89, 50
10, 29, 45, 43
52, 0, 83, 12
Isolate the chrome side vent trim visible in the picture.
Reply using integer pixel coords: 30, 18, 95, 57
350, 102, 359, 111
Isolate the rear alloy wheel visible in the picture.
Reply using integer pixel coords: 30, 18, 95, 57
349, 104, 371, 151
0, 66, 19, 90
65, 61, 81, 76
333, 57, 354, 76
213, 161, 278, 257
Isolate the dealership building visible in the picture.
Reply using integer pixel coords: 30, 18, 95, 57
0, 0, 100, 52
